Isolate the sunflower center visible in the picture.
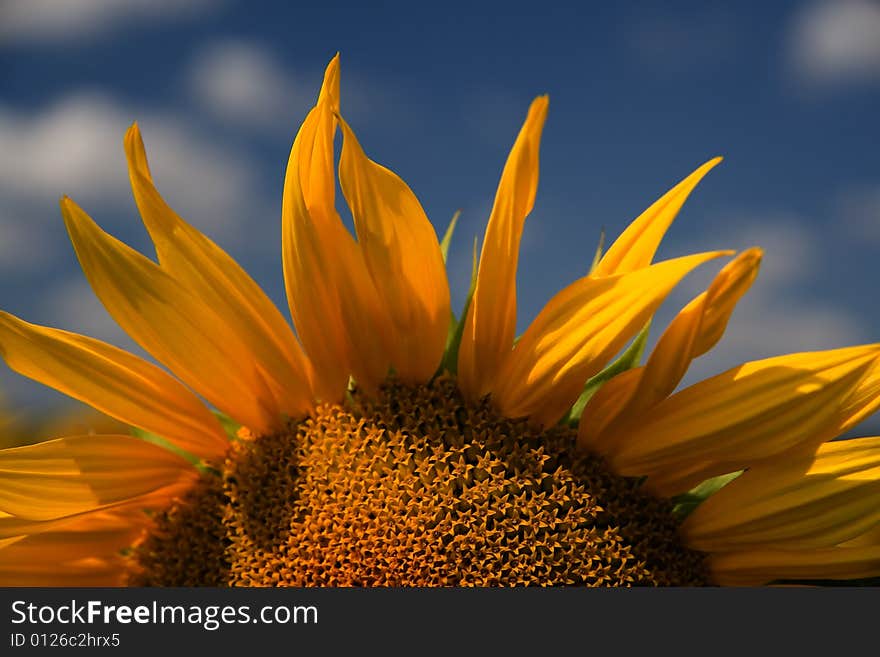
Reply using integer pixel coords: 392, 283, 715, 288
128, 376, 709, 586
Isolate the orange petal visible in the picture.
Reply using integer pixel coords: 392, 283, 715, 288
682, 436, 880, 552
337, 117, 451, 382
0, 510, 146, 564
281, 56, 392, 398
608, 345, 880, 494
493, 251, 729, 426
579, 248, 761, 452
0, 555, 130, 586
0, 434, 196, 521
61, 198, 280, 434
592, 158, 722, 276
124, 124, 314, 419
709, 544, 880, 586
0, 312, 227, 459
457, 97, 549, 401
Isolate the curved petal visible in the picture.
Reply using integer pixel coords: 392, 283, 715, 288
580, 248, 761, 452
0, 312, 227, 459
457, 96, 549, 401
281, 56, 392, 399
0, 510, 145, 565
607, 345, 880, 494
709, 544, 880, 586
682, 436, 880, 552
337, 117, 451, 382
124, 124, 314, 419
0, 434, 196, 521
0, 502, 158, 540
492, 250, 729, 426
592, 158, 722, 276
62, 197, 280, 434
0, 555, 131, 586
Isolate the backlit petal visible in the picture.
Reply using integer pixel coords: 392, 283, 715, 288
0, 312, 227, 459
281, 56, 392, 398
607, 346, 880, 494
580, 249, 761, 452
592, 158, 722, 276
124, 124, 314, 419
683, 436, 880, 551
0, 510, 145, 564
709, 544, 880, 586
62, 198, 280, 434
458, 97, 549, 401
337, 117, 451, 382
0, 555, 130, 586
493, 251, 729, 426
0, 434, 196, 521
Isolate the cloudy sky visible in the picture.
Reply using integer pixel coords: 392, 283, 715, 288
1, 0, 879, 420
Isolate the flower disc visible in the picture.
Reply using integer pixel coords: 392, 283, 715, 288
130, 377, 709, 586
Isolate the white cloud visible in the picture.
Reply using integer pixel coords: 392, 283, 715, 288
0, 91, 259, 241
187, 40, 310, 129
185, 42, 391, 134
0, 0, 221, 45
786, 0, 880, 87
657, 215, 868, 386
0, 205, 58, 271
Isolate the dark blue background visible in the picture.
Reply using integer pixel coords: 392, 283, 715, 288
1, 1, 879, 424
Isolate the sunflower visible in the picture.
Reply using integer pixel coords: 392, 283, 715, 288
2, 55, 880, 588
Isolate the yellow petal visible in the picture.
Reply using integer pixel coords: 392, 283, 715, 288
642, 248, 762, 397
124, 124, 314, 419
0, 312, 227, 459
708, 544, 880, 586
61, 197, 280, 434
592, 158, 722, 276
607, 345, 880, 493
282, 57, 392, 398
682, 436, 880, 552
0, 510, 145, 564
577, 366, 644, 452
0, 501, 161, 540
0, 555, 130, 586
579, 248, 761, 452
0, 434, 195, 521
337, 118, 451, 382
492, 250, 729, 426
458, 96, 549, 401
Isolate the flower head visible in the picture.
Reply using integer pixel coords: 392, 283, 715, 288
2, 55, 880, 586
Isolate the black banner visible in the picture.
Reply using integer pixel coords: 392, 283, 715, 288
0, 587, 873, 653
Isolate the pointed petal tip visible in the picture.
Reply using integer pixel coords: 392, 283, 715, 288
123, 122, 141, 147
738, 246, 764, 264
691, 156, 723, 179
529, 95, 550, 120
59, 195, 77, 215
319, 54, 341, 108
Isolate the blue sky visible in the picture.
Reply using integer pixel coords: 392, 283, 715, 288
1, 0, 880, 419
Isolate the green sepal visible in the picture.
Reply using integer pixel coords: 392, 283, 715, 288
588, 227, 606, 274
440, 210, 461, 264
441, 236, 478, 375
561, 320, 651, 427
212, 409, 241, 439
670, 470, 743, 520
129, 426, 218, 476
